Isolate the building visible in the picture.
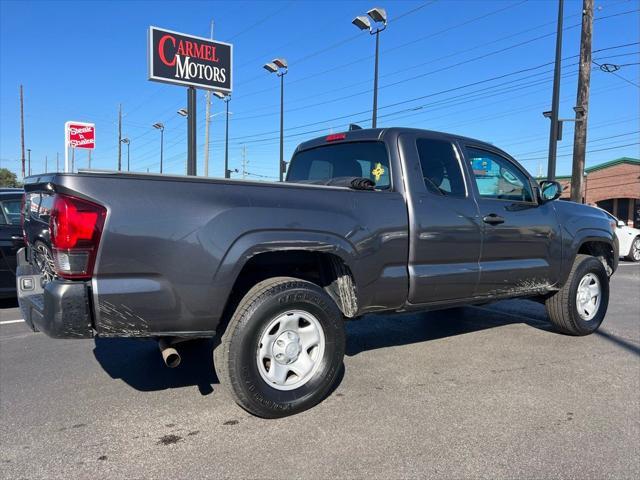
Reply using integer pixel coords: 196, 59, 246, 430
553, 157, 640, 228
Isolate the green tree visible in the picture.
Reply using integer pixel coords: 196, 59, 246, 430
0, 168, 22, 188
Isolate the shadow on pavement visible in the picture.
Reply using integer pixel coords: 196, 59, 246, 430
92, 300, 552, 394
595, 329, 640, 356
345, 301, 552, 356
93, 337, 218, 395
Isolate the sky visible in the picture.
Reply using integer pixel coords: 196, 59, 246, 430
0, 0, 638, 181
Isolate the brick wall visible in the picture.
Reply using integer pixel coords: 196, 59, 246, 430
557, 163, 640, 204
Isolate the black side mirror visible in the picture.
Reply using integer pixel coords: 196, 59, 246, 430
539, 180, 562, 203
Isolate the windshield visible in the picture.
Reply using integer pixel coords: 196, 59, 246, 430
286, 141, 390, 189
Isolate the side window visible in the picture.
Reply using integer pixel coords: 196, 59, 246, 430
1, 200, 23, 225
0, 205, 7, 225
38, 195, 53, 222
28, 193, 41, 220
416, 138, 466, 197
466, 147, 533, 202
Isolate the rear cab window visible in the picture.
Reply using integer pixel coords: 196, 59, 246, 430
287, 141, 391, 190
416, 138, 466, 197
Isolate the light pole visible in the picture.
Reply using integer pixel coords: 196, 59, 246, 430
27, 148, 31, 176
152, 123, 164, 173
353, 7, 387, 128
121, 138, 130, 171
214, 92, 232, 178
264, 58, 288, 181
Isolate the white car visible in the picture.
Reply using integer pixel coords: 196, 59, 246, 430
602, 211, 640, 262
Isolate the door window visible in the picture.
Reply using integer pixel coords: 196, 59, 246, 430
416, 138, 466, 197
466, 148, 533, 202
1, 200, 22, 225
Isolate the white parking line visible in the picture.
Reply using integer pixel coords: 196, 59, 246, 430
0, 319, 25, 325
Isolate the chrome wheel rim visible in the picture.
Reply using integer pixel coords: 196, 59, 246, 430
34, 243, 55, 283
576, 273, 601, 321
632, 239, 640, 261
257, 310, 325, 391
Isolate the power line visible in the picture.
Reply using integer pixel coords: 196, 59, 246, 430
211, 42, 637, 144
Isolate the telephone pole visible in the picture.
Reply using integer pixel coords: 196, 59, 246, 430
56, 152, 59, 172
570, 0, 593, 203
117, 104, 122, 171
204, 20, 214, 177
241, 145, 248, 179
45, 155, 48, 173
27, 148, 31, 176
20, 85, 26, 178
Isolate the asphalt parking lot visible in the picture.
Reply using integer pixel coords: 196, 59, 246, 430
1, 263, 638, 479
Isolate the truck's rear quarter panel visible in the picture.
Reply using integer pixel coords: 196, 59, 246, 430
39, 173, 408, 336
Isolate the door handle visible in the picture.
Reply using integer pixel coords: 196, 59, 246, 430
483, 214, 505, 225
10, 235, 23, 240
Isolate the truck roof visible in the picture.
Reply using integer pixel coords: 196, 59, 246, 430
294, 127, 506, 157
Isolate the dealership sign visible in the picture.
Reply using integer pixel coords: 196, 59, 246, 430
148, 26, 232, 92
65, 121, 95, 149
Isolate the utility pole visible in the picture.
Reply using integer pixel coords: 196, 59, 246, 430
546, 0, 564, 181
45, 155, 47, 173
20, 85, 26, 178
204, 20, 214, 177
570, 0, 593, 203
27, 148, 31, 176
241, 145, 248, 179
56, 152, 59, 172
117, 103, 122, 171
187, 87, 197, 175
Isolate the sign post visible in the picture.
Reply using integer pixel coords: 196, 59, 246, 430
148, 26, 232, 176
64, 121, 95, 173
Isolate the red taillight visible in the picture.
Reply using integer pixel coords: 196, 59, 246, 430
326, 133, 346, 142
50, 194, 106, 280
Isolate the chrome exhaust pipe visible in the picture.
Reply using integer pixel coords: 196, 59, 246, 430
158, 338, 181, 368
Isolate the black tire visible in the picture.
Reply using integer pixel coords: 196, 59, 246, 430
32, 241, 55, 283
545, 254, 609, 336
626, 236, 640, 262
214, 277, 345, 418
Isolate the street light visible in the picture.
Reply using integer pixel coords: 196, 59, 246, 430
352, 6, 387, 128
263, 58, 288, 181
177, 108, 188, 117
120, 137, 130, 171
213, 91, 232, 179
152, 123, 164, 173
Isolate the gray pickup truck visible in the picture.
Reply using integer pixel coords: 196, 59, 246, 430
18, 127, 618, 417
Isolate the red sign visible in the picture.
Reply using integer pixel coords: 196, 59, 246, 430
66, 122, 95, 149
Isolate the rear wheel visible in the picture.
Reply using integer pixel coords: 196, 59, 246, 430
626, 236, 640, 262
32, 241, 55, 283
214, 277, 345, 418
545, 254, 609, 335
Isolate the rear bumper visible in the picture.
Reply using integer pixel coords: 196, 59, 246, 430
16, 248, 93, 339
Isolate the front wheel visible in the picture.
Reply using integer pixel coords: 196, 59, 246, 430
214, 277, 345, 418
545, 254, 609, 336
626, 237, 640, 262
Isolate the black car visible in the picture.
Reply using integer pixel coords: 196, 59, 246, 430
23, 191, 55, 282
0, 189, 24, 298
